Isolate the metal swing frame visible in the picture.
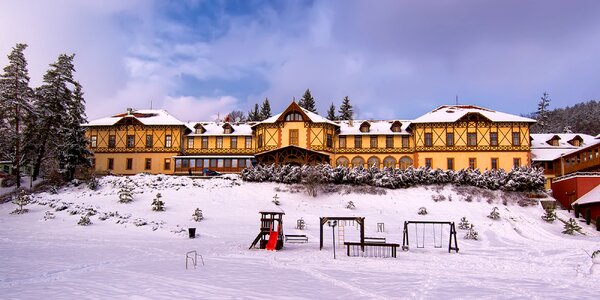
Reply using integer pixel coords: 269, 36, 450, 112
402, 221, 459, 253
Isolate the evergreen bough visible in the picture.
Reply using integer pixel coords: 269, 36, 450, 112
151, 193, 165, 211
562, 218, 582, 235
192, 208, 204, 222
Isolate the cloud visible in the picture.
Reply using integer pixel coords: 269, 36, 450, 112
163, 95, 239, 122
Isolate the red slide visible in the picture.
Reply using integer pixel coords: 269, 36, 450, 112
265, 230, 279, 251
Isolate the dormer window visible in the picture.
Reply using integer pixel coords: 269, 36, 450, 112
222, 124, 234, 134
224, 127, 233, 134
546, 136, 560, 146
359, 122, 370, 133
194, 124, 206, 134
390, 121, 402, 132
568, 137, 582, 147
285, 112, 303, 121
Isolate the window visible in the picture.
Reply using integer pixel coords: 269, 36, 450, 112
90, 136, 97, 148
446, 133, 454, 147
490, 132, 498, 146
447, 158, 454, 170
424, 133, 433, 147
391, 124, 401, 132
367, 156, 380, 168
165, 135, 172, 148
549, 139, 559, 146
258, 134, 263, 148
245, 137, 252, 149
354, 136, 362, 148
469, 158, 476, 169
425, 158, 432, 168
224, 127, 233, 134
383, 156, 396, 168
202, 137, 208, 149
216, 137, 223, 149
230, 137, 237, 149
336, 157, 349, 167
547, 161, 553, 170
351, 156, 364, 167
238, 159, 246, 168
224, 159, 232, 168
386, 136, 394, 148
402, 136, 410, 148
467, 133, 477, 146
145, 135, 153, 148
126, 135, 135, 148
399, 156, 413, 169
370, 136, 378, 148
107, 158, 114, 170
491, 158, 498, 170
326, 134, 333, 148
145, 158, 152, 170
513, 158, 521, 169
187, 137, 194, 149
108, 135, 116, 148
285, 112, 303, 121
289, 129, 299, 145
126, 158, 133, 170
512, 132, 520, 146
360, 124, 370, 133
339, 136, 346, 148
164, 158, 171, 170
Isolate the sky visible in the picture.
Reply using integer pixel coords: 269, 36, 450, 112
1, 0, 600, 122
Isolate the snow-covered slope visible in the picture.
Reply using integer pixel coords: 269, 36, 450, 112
1, 174, 598, 299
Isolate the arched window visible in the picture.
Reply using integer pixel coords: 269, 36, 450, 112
399, 156, 413, 170
351, 156, 365, 168
285, 112, 303, 121
336, 156, 349, 167
383, 156, 396, 168
367, 156, 380, 169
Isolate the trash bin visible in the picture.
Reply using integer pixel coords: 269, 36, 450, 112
188, 228, 196, 238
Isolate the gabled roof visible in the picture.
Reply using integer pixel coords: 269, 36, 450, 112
84, 109, 185, 127
412, 105, 536, 124
572, 184, 600, 206
186, 122, 253, 136
530, 133, 598, 161
337, 120, 412, 135
252, 101, 338, 127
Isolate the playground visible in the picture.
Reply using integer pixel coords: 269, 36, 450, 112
1, 174, 599, 298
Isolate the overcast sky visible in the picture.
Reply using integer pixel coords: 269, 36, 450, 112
2, 0, 600, 122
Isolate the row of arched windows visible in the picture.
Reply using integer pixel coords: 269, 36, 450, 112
335, 156, 413, 169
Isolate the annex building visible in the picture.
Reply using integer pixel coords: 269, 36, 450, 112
83, 102, 537, 175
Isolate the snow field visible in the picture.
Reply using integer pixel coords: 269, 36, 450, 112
1, 174, 599, 299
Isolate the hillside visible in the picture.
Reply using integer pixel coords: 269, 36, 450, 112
529, 100, 600, 135
1, 174, 599, 299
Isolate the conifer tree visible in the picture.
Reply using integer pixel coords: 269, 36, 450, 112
536, 92, 551, 133
0, 43, 34, 189
247, 103, 260, 121
326, 103, 337, 121
298, 89, 317, 113
338, 96, 353, 120
58, 83, 91, 180
260, 98, 272, 120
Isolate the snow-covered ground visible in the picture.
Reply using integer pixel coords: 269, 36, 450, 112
1, 174, 599, 299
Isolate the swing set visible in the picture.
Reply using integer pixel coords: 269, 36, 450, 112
402, 221, 459, 253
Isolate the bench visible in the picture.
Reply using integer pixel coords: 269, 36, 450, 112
364, 237, 386, 243
285, 234, 308, 243
344, 241, 400, 258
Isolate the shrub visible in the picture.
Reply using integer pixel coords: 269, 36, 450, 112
10, 189, 31, 214
541, 208, 556, 223
585, 208, 591, 225
192, 208, 204, 222
418, 207, 428, 215
458, 217, 470, 229
151, 193, 165, 211
346, 201, 356, 210
465, 224, 478, 240
487, 207, 500, 220
562, 218, 582, 235
118, 184, 134, 203
78, 214, 92, 226
272, 194, 280, 206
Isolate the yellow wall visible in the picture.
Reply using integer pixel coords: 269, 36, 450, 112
92, 152, 178, 175
416, 151, 530, 170
86, 125, 183, 152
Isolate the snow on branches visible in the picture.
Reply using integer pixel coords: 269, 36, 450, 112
241, 164, 545, 192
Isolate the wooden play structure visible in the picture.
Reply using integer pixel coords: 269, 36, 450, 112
249, 211, 285, 251
320, 217, 365, 251
402, 221, 459, 253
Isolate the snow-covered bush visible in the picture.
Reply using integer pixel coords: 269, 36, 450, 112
592, 250, 600, 264
242, 164, 545, 192
272, 194, 280, 206
151, 193, 165, 211
431, 194, 446, 202
133, 218, 147, 226
118, 184, 134, 203
562, 218, 582, 235
346, 201, 355, 210
87, 176, 100, 190
541, 208, 556, 223
43, 211, 55, 220
487, 207, 500, 220
192, 208, 204, 222
465, 224, 479, 240
78, 214, 92, 226
10, 189, 30, 214
418, 207, 428, 215
458, 217, 470, 229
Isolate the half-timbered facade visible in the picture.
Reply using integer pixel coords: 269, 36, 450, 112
84, 103, 538, 175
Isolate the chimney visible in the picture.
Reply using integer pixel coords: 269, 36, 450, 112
127, 108, 133, 115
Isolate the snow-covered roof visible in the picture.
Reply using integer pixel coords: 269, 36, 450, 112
572, 185, 600, 206
530, 133, 597, 161
530, 149, 571, 162
412, 105, 536, 124
84, 109, 185, 127
337, 120, 412, 135
186, 121, 253, 136
253, 102, 338, 127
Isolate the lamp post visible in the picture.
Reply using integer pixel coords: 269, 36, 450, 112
328, 220, 337, 259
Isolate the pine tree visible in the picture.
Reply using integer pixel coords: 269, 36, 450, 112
326, 103, 337, 120
338, 96, 353, 120
78, 213, 92, 226
0, 43, 34, 189
192, 208, 204, 221
151, 193, 165, 211
458, 217, 470, 229
118, 184, 134, 203
487, 207, 500, 220
541, 208, 556, 223
535, 92, 551, 133
260, 98, 272, 120
465, 224, 479, 240
10, 189, 30, 214
247, 103, 260, 121
562, 218, 582, 235
298, 89, 317, 113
